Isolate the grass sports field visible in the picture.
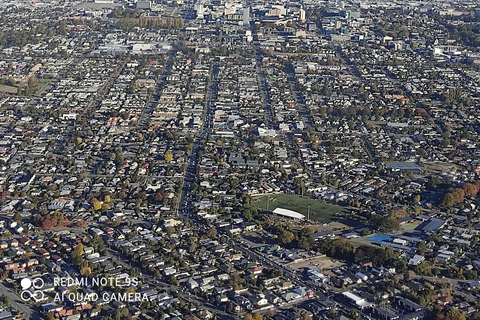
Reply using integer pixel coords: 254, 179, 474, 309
253, 194, 346, 223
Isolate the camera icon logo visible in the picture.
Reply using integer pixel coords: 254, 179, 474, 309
20, 278, 45, 302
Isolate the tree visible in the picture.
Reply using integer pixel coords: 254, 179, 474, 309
71, 243, 83, 266
206, 226, 217, 239
13, 212, 22, 224
434, 308, 467, 320
279, 230, 295, 245
462, 183, 479, 197
164, 152, 173, 162
75, 220, 87, 228
371, 214, 400, 232
451, 188, 465, 204
429, 176, 441, 188
91, 198, 102, 211
104, 195, 111, 203
114, 307, 129, 320
189, 243, 197, 253
293, 177, 305, 195
418, 241, 427, 252
91, 235, 105, 252
243, 315, 253, 320
252, 313, 263, 320
413, 195, 420, 205
389, 209, 407, 219
302, 313, 313, 320
154, 192, 164, 202
80, 263, 91, 276
298, 236, 313, 250
404, 270, 415, 281
442, 193, 454, 207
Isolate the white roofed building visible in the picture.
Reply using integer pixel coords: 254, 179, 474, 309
272, 208, 305, 220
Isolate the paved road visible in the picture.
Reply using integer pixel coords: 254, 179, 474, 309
284, 63, 314, 129
102, 245, 237, 320
178, 59, 219, 212
138, 43, 179, 131
0, 281, 43, 319
251, 20, 275, 129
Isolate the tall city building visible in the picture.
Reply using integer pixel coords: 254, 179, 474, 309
243, 7, 250, 26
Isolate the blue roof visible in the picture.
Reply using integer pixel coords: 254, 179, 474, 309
368, 234, 393, 243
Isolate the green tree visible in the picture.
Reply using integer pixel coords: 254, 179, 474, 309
413, 195, 420, 205
442, 193, 454, 207
279, 230, 295, 245
71, 243, 83, 266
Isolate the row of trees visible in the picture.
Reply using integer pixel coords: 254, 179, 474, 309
370, 209, 406, 232
316, 238, 407, 271
116, 17, 184, 31
442, 180, 480, 208
33, 211, 70, 230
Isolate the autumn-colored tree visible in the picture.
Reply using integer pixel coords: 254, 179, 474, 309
0, 191, 10, 199
389, 209, 408, 219
206, 226, 217, 239
92, 198, 102, 211
164, 152, 173, 162
404, 270, 415, 281
393, 274, 400, 284
75, 220, 87, 228
80, 261, 91, 276
104, 195, 111, 203
414, 206, 422, 215
475, 180, 480, 190
462, 183, 479, 197
154, 192, 163, 202
451, 188, 465, 204
252, 313, 263, 320
40, 214, 65, 230
302, 312, 313, 320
